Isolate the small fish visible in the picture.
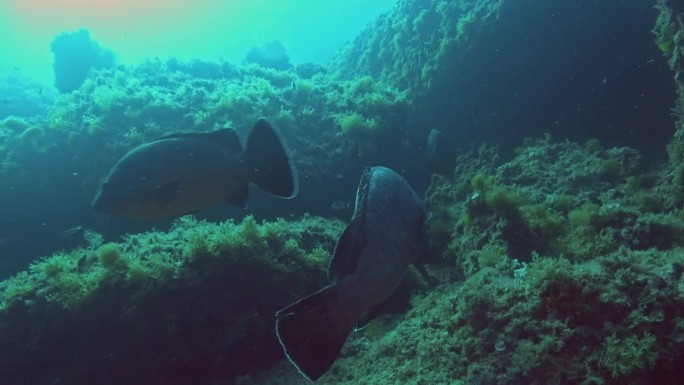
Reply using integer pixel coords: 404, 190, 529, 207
76, 254, 88, 273
426, 128, 444, 163
330, 200, 348, 211
60, 225, 84, 238
92, 118, 298, 219
275, 166, 427, 381
401, 138, 410, 150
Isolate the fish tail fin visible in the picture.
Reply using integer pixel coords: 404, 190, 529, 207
244, 118, 298, 198
275, 284, 353, 381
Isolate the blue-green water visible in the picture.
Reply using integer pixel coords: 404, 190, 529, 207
0, 0, 397, 85
1, 0, 683, 384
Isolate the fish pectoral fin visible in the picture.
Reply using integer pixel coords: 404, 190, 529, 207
413, 212, 433, 286
328, 216, 366, 281
223, 180, 249, 207
414, 261, 433, 288
153, 181, 181, 206
356, 276, 416, 330
206, 128, 244, 153
355, 302, 386, 330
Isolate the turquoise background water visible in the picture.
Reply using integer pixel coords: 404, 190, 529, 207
0, 0, 396, 84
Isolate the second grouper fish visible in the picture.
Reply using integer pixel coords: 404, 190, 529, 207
275, 166, 426, 381
92, 118, 298, 219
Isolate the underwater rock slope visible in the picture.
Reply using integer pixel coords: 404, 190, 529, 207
1, 0, 684, 384
0, 216, 344, 384
333, 0, 674, 153
244, 142, 684, 384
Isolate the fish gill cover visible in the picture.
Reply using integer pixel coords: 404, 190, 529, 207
0, 0, 684, 384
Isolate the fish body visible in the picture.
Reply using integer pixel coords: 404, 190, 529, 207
329, 200, 348, 211
275, 166, 425, 381
92, 118, 297, 219
427, 128, 455, 174
426, 128, 444, 163
60, 225, 84, 238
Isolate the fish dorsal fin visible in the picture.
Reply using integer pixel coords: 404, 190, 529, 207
205, 128, 244, 153
328, 168, 373, 282
151, 128, 244, 154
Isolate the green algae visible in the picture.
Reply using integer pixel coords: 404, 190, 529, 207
335, 112, 380, 138
1, 56, 410, 201
227, 2, 684, 383
2, 215, 343, 311
332, 0, 504, 92
249, 247, 684, 385
240, 132, 684, 385
2, 1, 684, 384
0, 215, 344, 383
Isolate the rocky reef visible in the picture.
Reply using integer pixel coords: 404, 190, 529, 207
1, 0, 684, 384
0, 215, 344, 384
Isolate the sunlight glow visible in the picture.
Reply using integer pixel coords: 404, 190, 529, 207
1, 0, 397, 85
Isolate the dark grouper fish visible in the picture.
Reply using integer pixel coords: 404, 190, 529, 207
92, 118, 297, 219
275, 166, 426, 381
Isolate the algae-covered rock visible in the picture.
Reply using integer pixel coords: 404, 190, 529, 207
3, 1, 684, 384
0, 215, 344, 384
